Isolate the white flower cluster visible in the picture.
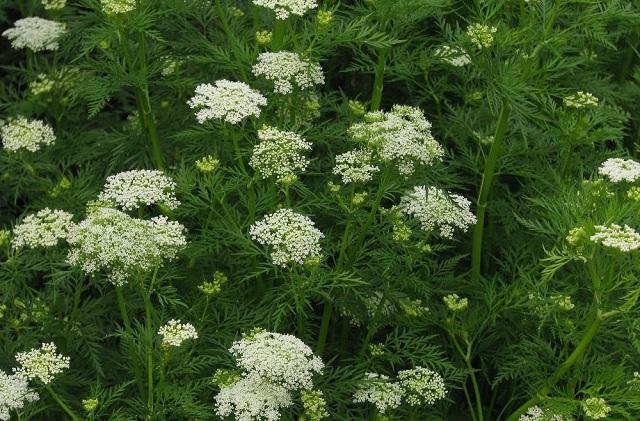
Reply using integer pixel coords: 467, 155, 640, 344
353, 373, 403, 413
188, 80, 267, 124
598, 158, 640, 183
466, 23, 497, 49
98, 170, 180, 211
0, 371, 39, 421
435, 45, 471, 67
397, 367, 447, 406
333, 149, 380, 184
518, 406, 566, 421
215, 331, 323, 421
230, 331, 324, 390
563, 91, 599, 109
2, 17, 66, 52
12, 208, 74, 249
66, 207, 187, 285
581, 397, 611, 420
249, 209, 324, 266
101, 0, 136, 14
353, 368, 446, 413
252, 52, 324, 95
590, 224, 640, 252
252, 0, 318, 20
400, 186, 477, 239
215, 374, 293, 421
158, 319, 198, 347
29, 74, 54, 96
250, 127, 312, 181
300, 389, 329, 421
443, 293, 468, 311
1, 117, 55, 152
348, 105, 444, 176
14, 343, 69, 385
41, 0, 66, 9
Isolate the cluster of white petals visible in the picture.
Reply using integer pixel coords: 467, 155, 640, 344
41, 0, 66, 10
397, 367, 446, 406
12, 208, 74, 249
66, 207, 187, 285
466, 23, 497, 49
215, 374, 293, 421
158, 319, 198, 347
563, 91, 599, 109
98, 170, 179, 211
353, 373, 403, 414
0, 371, 39, 421
253, 52, 324, 94
400, 186, 476, 239
518, 406, 567, 421
250, 209, 323, 266
252, 0, 317, 20
101, 0, 136, 14
598, 158, 640, 183
349, 105, 444, 176
333, 149, 379, 184
1, 117, 55, 152
590, 224, 640, 252
230, 331, 324, 390
581, 397, 611, 419
435, 45, 471, 66
14, 343, 69, 385
250, 127, 311, 181
188, 80, 267, 124
2, 17, 66, 52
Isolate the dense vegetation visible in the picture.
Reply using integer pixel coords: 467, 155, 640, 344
1, 0, 640, 420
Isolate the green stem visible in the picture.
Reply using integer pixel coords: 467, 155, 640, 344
505, 310, 603, 421
137, 87, 165, 170
142, 271, 157, 415
116, 287, 132, 336
450, 335, 484, 421
46, 385, 80, 421
471, 99, 510, 280
370, 48, 387, 111
273, 19, 285, 50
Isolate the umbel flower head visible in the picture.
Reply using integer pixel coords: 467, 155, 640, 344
249, 127, 312, 181
466, 23, 497, 49
301, 390, 329, 421
590, 224, 640, 252
581, 397, 611, 419
1, 117, 56, 152
2, 17, 66, 52
249, 209, 324, 266
0, 371, 39, 421
98, 170, 180, 211
229, 330, 324, 391
353, 373, 403, 414
11, 208, 74, 249
41, 0, 66, 10
400, 186, 477, 239
563, 91, 599, 109
214, 374, 293, 421
348, 105, 444, 176
397, 367, 446, 406
434, 45, 471, 67
252, 52, 324, 95
252, 0, 318, 20
598, 158, 640, 183
158, 319, 198, 347
66, 207, 187, 286
188, 80, 267, 124
14, 343, 70, 385
101, 0, 136, 14
518, 405, 567, 421
333, 149, 380, 184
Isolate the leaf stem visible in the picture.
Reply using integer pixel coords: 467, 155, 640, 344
370, 48, 387, 111
46, 385, 80, 421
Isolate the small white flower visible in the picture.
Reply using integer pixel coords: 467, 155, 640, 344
353, 373, 403, 414
397, 367, 446, 406
333, 149, 380, 184
443, 293, 468, 311
466, 23, 497, 49
249, 209, 324, 266
590, 224, 640, 252
101, 0, 136, 14
435, 45, 471, 66
1, 117, 56, 152
253, 52, 324, 95
230, 331, 324, 391
41, 0, 66, 10
29, 74, 55, 96
12, 208, 74, 249
158, 319, 198, 347
2, 17, 66, 52
598, 158, 640, 183
400, 186, 476, 239
582, 397, 611, 420
98, 170, 179, 211
563, 91, 599, 109
250, 127, 312, 181
214, 374, 293, 421
518, 406, 567, 421
252, 0, 317, 20
14, 343, 70, 385
188, 80, 267, 124
0, 371, 39, 421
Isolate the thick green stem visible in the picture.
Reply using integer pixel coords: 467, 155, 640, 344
505, 311, 603, 421
137, 88, 165, 170
471, 99, 510, 280
273, 19, 285, 50
142, 271, 157, 415
116, 287, 132, 336
46, 385, 80, 421
370, 49, 387, 111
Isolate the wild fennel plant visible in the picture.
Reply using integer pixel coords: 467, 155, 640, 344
1, 0, 640, 420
